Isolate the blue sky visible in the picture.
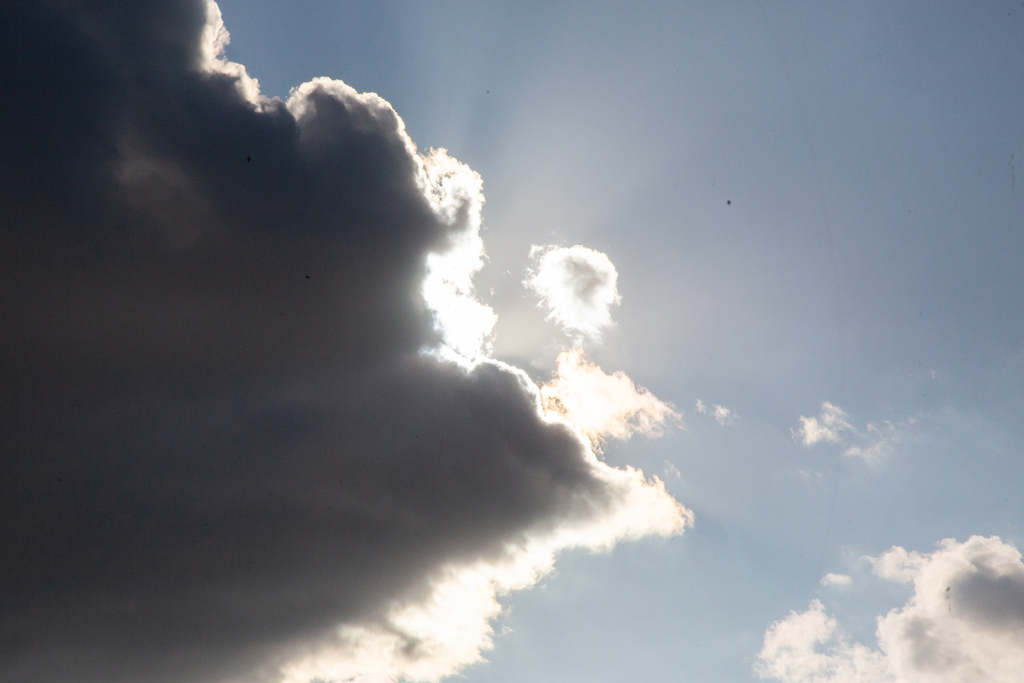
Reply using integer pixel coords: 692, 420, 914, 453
3, 1, 1023, 682
210, 2, 1024, 680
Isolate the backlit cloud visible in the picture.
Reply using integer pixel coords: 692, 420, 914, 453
541, 349, 681, 447
756, 536, 1024, 683
0, 2, 690, 682
525, 244, 621, 343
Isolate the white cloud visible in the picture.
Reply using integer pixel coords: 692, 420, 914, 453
756, 599, 894, 683
695, 400, 735, 425
540, 349, 681, 447
794, 402, 852, 446
524, 245, 621, 342
757, 536, 1024, 683
793, 403, 910, 462
820, 573, 853, 587
864, 546, 928, 584
712, 404, 735, 425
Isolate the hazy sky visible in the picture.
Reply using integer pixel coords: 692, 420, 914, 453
3, 2, 1023, 682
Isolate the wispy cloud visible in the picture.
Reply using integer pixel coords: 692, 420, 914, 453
792, 403, 911, 462
695, 399, 736, 425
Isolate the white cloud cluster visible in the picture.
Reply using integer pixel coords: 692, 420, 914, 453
695, 399, 736, 425
793, 403, 909, 462
521, 244, 680, 450
794, 402, 852, 446
756, 536, 1024, 683
525, 245, 621, 343
756, 599, 894, 683
541, 349, 681, 447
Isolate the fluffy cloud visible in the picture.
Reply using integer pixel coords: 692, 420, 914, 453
794, 402, 854, 446
756, 599, 894, 683
525, 244, 621, 342
793, 403, 909, 462
756, 536, 1024, 683
0, 2, 690, 682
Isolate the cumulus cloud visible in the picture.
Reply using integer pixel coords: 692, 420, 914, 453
756, 536, 1024, 683
0, 2, 690, 682
525, 244, 621, 342
756, 599, 894, 683
793, 403, 909, 462
794, 402, 853, 446
820, 573, 853, 587
864, 546, 929, 584
541, 349, 681, 447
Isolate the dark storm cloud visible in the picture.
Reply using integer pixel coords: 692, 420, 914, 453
0, 3, 687, 682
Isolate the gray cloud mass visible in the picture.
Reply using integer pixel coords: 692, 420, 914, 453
0, 2, 687, 681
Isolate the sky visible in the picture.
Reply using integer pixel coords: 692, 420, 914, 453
2, 2, 1023, 682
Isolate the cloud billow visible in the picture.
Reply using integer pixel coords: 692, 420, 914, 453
0, 2, 689, 682
525, 244, 621, 343
756, 536, 1024, 683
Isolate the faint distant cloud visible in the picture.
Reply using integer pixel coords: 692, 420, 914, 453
525, 245, 620, 343
819, 573, 852, 587
712, 404, 735, 425
695, 399, 736, 425
842, 420, 900, 461
756, 536, 1024, 683
793, 402, 912, 462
